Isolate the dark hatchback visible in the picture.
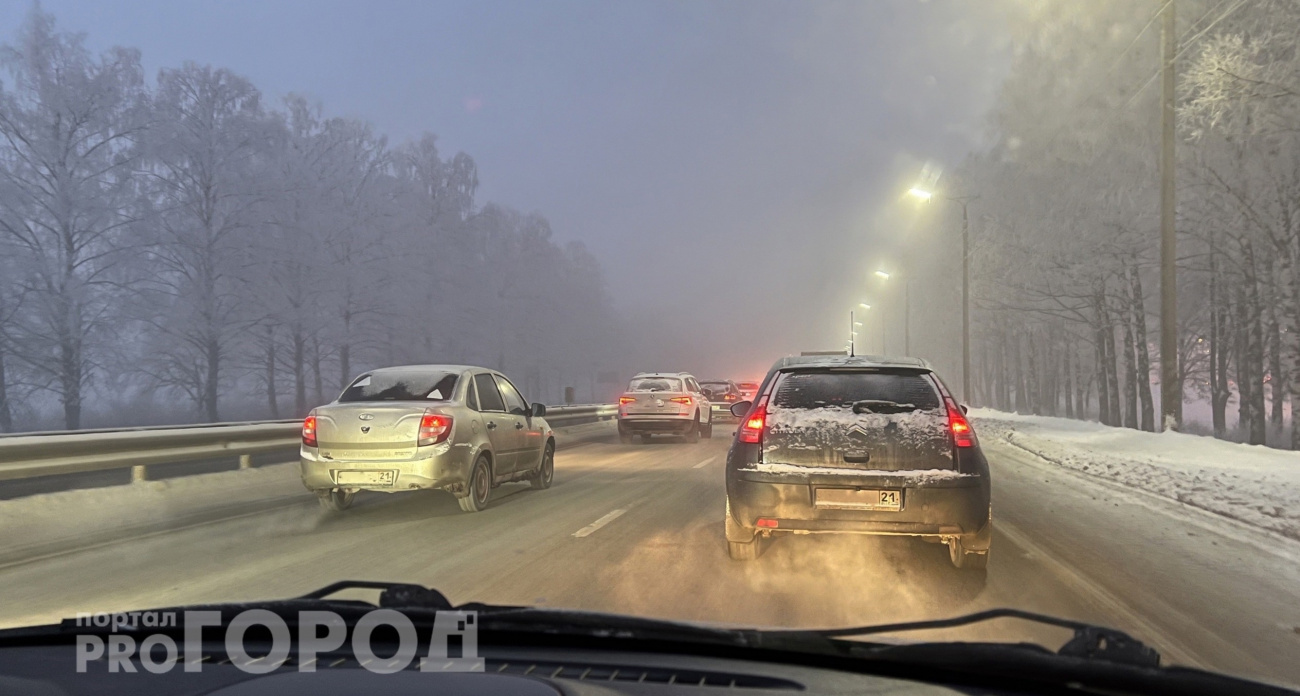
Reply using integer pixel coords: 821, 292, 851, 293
723, 355, 991, 568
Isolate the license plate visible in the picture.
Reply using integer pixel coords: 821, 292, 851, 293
335, 470, 396, 487
814, 488, 901, 511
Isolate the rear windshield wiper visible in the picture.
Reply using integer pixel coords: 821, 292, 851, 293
851, 399, 918, 414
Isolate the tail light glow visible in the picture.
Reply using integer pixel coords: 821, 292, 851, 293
738, 397, 768, 444
669, 396, 692, 404
418, 412, 453, 446
756, 518, 778, 529
302, 414, 318, 448
946, 400, 976, 448
619, 396, 636, 405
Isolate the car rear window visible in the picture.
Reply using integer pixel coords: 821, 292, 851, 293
771, 371, 941, 410
339, 371, 459, 402
629, 377, 683, 392
700, 382, 730, 392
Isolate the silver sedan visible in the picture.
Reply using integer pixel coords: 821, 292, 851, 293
300, 365, 554, 513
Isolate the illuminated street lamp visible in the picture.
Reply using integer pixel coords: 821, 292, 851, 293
909, 180, 977, 402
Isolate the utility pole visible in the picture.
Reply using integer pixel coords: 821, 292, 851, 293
1159, 0, 1180, 430
904, 277, 911, 356
849, 310, 855, 357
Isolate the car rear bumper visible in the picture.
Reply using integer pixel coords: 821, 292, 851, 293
618, 416, 695, 433
726, 471, 990, 545
299, 442, 476, 493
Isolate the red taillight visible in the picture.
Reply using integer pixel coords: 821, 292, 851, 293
418, 412, 453, 446
947, 402, 976, 448
619, 396, 636, 405
302, 415, 317, 448
725, 394, 736, 401
670, 396, 691, 404
738, 397, 768, 444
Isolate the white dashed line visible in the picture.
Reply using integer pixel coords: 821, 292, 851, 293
572, 509, 628, 538
692, 456, 716, 469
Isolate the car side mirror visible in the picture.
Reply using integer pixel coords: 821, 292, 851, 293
730, 400, 752, 418
530, 403, 546, 418
960, 404, 969, 415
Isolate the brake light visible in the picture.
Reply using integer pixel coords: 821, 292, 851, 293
725, 394, 737, 401
738, 397, 768, 444
756, 518, 778, 529
418, 412, 453, 446
619, 396, 636, 405
669, 396, 691, 404
302, 414, 318, 448
947, 401, 976, 448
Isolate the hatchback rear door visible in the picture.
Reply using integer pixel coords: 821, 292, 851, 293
761, 369, 953, 472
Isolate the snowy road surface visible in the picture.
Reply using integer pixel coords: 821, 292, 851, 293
1, 418, 1298, 689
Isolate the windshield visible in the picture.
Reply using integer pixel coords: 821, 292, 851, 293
338, 372, 459, 402
0, 1, 1296, 692
628, 378, 683, 392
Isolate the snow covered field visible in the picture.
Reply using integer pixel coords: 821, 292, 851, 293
972, 408, 1300, 542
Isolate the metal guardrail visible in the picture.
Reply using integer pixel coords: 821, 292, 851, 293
0, 404, 616, 484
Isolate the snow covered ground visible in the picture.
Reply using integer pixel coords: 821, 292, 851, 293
971, 408, 1300, 542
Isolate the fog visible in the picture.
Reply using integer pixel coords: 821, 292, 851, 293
3, 0, 1300, 449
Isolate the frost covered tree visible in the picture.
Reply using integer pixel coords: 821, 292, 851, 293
0, 9, 148, 429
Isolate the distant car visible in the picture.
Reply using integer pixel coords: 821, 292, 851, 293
723, 355, 991, 569
699, 380, 743, 421
617, 372, 713, 444
300, 365, 554, 513
735, 381, 760, 400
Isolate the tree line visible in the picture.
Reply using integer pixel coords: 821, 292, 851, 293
0, 10, 621, 431
957, 0, 1300, 448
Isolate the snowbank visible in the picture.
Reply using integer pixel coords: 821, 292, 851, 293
971, 408, 1300, 541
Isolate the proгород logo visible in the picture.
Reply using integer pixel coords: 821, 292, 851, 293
73, 609, 483, 674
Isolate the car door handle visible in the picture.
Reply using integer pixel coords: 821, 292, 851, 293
486, 422, 497, 430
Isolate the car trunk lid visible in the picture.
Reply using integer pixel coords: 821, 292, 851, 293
314, 403, 427, 461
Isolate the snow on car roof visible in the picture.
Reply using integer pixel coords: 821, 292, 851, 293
770, 354, 932, 371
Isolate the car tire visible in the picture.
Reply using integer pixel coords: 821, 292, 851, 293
685, 415, 701, 443
640, 434, 652, 444
949, 537, 988, 570
317, 489, 354, 512
701, 421, 713, 439
529, 443, 555, 490
727, 539, 760, 560
618, 424, 633, 445
458, 455, 493, 513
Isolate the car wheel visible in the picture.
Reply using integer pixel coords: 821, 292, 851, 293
458, 455, 493, 513
640, 434, 652, 444
727, 539, 760, 560
529, 443, 555, 490
701, 421, 713, 439
685, 415, 701, 443
949, 537, 988, 570
725, 498, 761, 560
618, 422, 633, 444
317, 489, 354, 512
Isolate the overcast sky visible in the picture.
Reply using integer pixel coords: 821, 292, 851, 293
2, 0, 1013, 376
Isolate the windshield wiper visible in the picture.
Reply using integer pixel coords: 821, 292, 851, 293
851, 399, 917, 414
790, 608, 1160, 668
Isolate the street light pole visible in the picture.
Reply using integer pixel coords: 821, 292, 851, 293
904, 277, 911, 356
849, 310, 855, 357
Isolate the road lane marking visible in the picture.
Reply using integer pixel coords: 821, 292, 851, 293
692, 456, 716, 469
572, 509, 628, 538
996, 519, 1208, 668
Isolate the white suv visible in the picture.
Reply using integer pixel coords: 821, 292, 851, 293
616, 372, 714, 444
